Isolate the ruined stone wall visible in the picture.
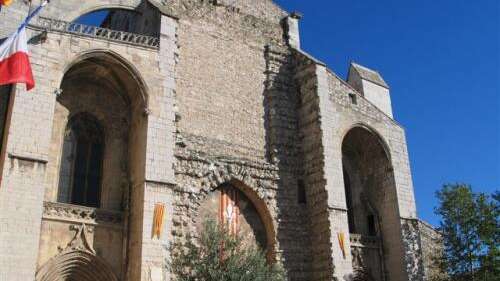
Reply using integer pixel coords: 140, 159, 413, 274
418, 221, 444, 281
264, 45, 313, 280
170, 2, 313, 279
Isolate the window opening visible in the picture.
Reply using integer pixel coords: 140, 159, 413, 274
298, 179, 307, 204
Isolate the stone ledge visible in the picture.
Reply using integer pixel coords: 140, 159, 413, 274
8, 152, 48, 164
30, 16, 160, 49
42, 201, 123, 228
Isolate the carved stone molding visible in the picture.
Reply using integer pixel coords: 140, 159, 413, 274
43, 201, 123, 227
31, 17, 160, 49
57, 224, 96, 254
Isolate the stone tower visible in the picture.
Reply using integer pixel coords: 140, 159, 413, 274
0, 1, 429, 281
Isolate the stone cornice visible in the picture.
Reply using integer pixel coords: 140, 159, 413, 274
42, 201, 123, 228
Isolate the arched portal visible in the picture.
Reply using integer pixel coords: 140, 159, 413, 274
342, 126, 398, 281
36, 251, 119, 281
196, 180, 276, 261
52, 51, 148, 210
42, 51, 149, 278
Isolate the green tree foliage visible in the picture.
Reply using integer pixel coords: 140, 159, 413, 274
170, 219, 285, 281
435, 184, 499, 281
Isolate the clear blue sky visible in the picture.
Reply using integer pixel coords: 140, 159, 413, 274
78, 1, 499, 226
273, 0, 499, 226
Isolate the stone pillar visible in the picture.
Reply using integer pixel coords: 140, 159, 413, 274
127, 14, 178, 281
296, 52, 358, 280
315, 65, 354, 280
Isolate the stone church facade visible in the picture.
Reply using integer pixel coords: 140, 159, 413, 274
0, 1, 438, 281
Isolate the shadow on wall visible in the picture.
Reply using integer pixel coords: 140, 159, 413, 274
263, 45, 315, 280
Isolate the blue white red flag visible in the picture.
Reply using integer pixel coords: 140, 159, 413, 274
0, 1, 48, 91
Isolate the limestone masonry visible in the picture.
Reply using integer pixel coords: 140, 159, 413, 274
0, 1, 441, 281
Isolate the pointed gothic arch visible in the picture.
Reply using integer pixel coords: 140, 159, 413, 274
342, 125, 399, 281
60, 49, 150, 109
43, 49, 151, 279
195, 166, 278, 262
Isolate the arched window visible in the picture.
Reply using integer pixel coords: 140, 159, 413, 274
58, 113, 104, 208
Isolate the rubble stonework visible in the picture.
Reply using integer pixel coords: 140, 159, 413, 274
0, 1, 437, 281
419, 220, 445, 281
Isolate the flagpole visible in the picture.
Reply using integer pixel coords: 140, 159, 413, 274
27, 0, 32, 15
18, 0, 49, 32
0, 0, 49, 91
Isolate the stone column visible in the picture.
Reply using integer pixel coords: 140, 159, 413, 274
127, 14, 178, 281
314, 65, 354, 280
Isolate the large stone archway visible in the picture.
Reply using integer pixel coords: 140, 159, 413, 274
342, 125, 399, 281
39, 50, 150, 279
46, 50, 149, 209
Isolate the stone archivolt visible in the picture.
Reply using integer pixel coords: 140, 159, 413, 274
36, 224, 119, 281
35, 250, 119, 281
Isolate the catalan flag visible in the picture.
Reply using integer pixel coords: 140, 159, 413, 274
219, 186, 240, 235
0, 0, 13, 6
0, 0, 13, 11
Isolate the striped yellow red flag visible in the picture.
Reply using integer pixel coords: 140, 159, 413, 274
0, 0, 13, 6
153, 203, 165, 239
219, 186, 240, 235
338, 232, 346, 259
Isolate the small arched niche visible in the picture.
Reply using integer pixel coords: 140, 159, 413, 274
196, 182, 276, 260
342, 126, 399, 281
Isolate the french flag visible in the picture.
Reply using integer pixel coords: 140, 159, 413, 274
0, 1, 48, 91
